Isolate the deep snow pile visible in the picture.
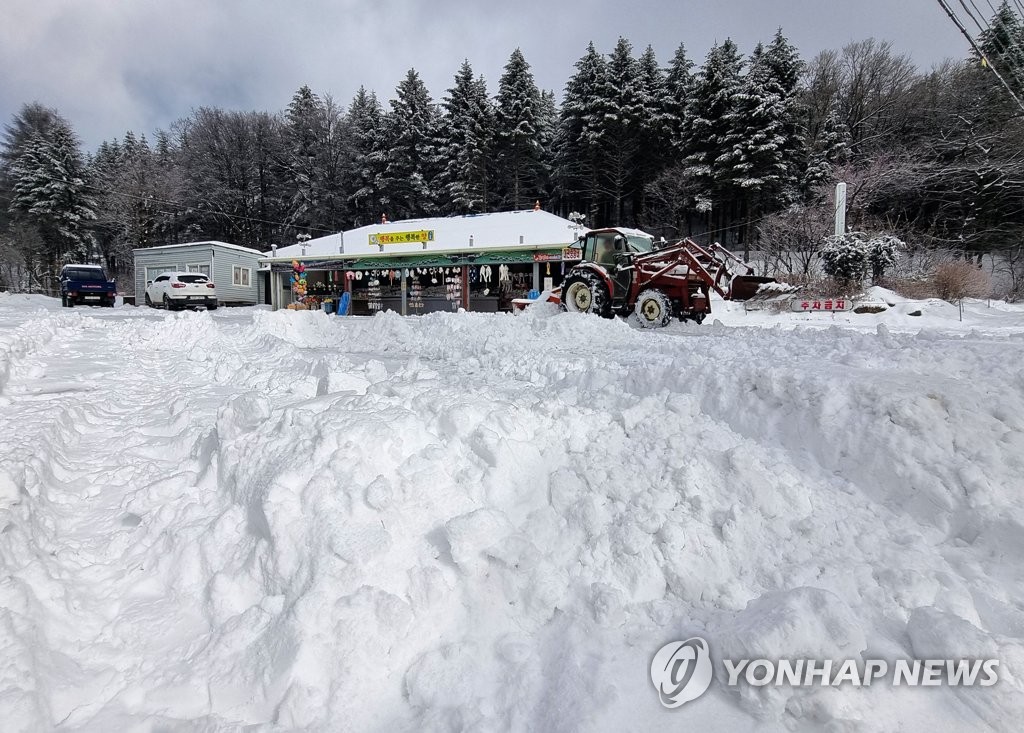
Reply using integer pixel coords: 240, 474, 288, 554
1, 293, 1023, 731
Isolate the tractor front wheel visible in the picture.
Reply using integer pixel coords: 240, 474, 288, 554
562, 271, 610, 318
633, 289, 673, 328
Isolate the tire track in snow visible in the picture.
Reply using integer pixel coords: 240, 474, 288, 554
0, 309, 303, 728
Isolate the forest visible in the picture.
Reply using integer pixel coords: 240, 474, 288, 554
1, 2, 1022, 296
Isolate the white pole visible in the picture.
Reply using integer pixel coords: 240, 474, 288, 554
834, 182, 847, 236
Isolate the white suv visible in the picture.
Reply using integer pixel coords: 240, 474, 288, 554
145, 272, 218, 310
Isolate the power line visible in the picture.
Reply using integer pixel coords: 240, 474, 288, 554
936, 0, 1024, 113
970, 0, 1024, 90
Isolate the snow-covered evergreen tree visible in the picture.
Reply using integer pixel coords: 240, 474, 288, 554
681, 39, 744, 216
718, 37, 802, 232
664, 43, 694, 154
438, 60, 494, 214
820, 232, 869, 284
535, 89, 558, 204
493, 49, 545, 210
803, 102, 850, 190
376, 69, 439, 219
555, 42, 611, 223
346, 86, 386, 227
977, 0, 1024, 97
634, 44, 672, 217
8, 119, 97, 265
599, 37, 643, 222
284, 85, 326, 234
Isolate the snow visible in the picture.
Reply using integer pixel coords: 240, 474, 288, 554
1, 289, 1023, 731
131, 240, 264, 255
268, 209, 582, 260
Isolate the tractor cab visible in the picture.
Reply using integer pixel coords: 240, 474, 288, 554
580, 228, 654, 265
580, 228, 655, 303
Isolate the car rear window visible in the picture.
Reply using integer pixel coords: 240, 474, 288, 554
178, 275, 209, 283
65, 268, 107, 281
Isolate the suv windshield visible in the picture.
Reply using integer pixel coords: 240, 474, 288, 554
64, 268, 107, 282
178, 275, 209, 284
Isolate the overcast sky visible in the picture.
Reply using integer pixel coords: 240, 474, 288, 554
2, 0, 969, 151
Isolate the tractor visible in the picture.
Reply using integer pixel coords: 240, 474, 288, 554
559, 227, 781, 327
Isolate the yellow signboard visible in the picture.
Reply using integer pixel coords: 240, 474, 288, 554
369, 230, 435, 245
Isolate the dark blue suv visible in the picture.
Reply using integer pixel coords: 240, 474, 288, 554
60, 264, 117, 307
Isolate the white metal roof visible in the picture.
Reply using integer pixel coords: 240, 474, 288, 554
133, 240, 264, 255
263, 210, 586, 261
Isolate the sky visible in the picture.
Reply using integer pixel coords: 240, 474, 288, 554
1, 0, 971, 151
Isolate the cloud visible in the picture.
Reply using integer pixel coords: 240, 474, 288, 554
1, 0, 968, 151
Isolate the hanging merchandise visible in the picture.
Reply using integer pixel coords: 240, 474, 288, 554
498, 264, 511, 282
290, 260, 308, 302
356, 271, 363, 281
479, 265, 492, 283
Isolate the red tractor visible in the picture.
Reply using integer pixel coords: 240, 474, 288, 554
560, 227, 779, 327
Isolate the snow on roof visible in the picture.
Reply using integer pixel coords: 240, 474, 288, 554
604, 226, 654, 239
133, 241, 264, 255
264, 210, 585, 261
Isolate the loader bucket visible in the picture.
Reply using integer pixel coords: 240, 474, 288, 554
729, 275, 777, 301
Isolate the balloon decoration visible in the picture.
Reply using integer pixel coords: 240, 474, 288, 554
291, 260, 308, 302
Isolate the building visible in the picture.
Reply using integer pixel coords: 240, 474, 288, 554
260, 210, 585, 314
133, 241, 264, 306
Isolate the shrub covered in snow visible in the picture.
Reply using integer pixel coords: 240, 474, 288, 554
867, 234, 902, 282
820, 233, 869, 284
821, 231, 903, 285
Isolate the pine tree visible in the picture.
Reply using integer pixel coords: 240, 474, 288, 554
555, 42, 612, 223
438, 60, 494, 214
346, 86, 385, 226
376, 69, 439, 219
721, 43, 801, 203
600, 37, 643, 222
803, 103, 850, 191
284, 85, 325, 234
9, 120, 97, 265
1, 102, 63, 170
535, 89, 558, 205
664, 44, 695, 154
977, 1, 1024, 97
634, 45, 672, 220
717, 45, 791, 253
494, 49, 545, 209
761, 29, 806, 200
681, 39, 744, 221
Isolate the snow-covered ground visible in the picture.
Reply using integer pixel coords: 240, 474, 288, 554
1, 291, 1023, 732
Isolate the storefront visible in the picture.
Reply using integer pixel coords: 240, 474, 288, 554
260, 210, 584, 314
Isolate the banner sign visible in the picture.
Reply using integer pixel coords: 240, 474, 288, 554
370, 230, 435, 246
791, 298, 851, 312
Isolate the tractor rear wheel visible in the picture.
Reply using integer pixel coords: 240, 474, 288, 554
633, 289, 673, 328
562, 270, 610, 318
